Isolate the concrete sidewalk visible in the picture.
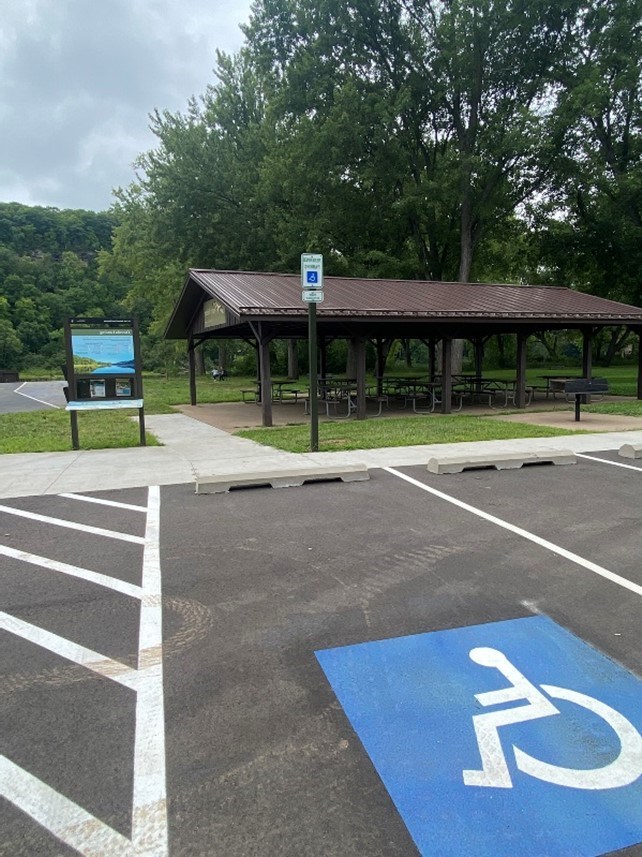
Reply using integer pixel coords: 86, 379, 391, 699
1, 411, 642, 499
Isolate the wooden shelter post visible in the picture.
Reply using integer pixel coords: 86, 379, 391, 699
375, 338, 384, 396
636, 327, 642, 400
473, 338, 484, 380
319, 338, 327, 380
582, 328, 593, 378
249, 322, 274, 427
428, 337, 437, 382
441, 337, 453, 414
188, 338, 197, 406
515, 333, 528, 409
354, 337, 367, 420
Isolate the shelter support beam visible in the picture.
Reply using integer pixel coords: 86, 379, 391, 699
375, 339, 384, 396
582, 328, 593, 379
441, 338, 452, 415
636, 327, 642, 400
515, 333, 528, 409
188, 338, 197, 406
249, 322, 274, 427
473, 338, 484, 379
420, 337, 438, 382
319, 338, 327, 380
354, 337, 366, 420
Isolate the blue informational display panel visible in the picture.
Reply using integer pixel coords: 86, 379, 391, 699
316, 616, 642, 857
70, 325, 135, 375
64, 317, 142, 403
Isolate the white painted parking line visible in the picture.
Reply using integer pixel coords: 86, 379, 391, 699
0, 756, 135, 857
385, 467, 642, 599
0, 543, 143, 598
0, 610, 139, 688
132, 486, 168, 853
0, 485, 168, 857
0, 503, 145, 544
576, 453, 642, 471
59, 492, 148, 513
13, 382, 60, 409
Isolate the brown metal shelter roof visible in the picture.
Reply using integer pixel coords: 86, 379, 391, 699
165, 269, 642, 341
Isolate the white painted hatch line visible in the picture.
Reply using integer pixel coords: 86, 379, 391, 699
0, 756, 135, 857
59, 492, 148, 513
0, 543, 143, 598
576, 452, 642, 472
0, 485, 169, 857
384, 467, 642, 599
0, 503, 145, 544
0, 610, 139, 688
13, 381, 60, 409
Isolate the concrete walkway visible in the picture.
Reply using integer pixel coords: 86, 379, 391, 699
2, 410, 642, 499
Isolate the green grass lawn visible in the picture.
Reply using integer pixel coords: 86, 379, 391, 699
3, 366, 640, 455
0, 409, 159, 454
141, 374, 261, 413
236, 414, 578, 453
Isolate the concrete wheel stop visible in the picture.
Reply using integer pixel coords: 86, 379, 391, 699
195, 464, 369, 494
619, 443, 642, 459
426, 450, 577, 474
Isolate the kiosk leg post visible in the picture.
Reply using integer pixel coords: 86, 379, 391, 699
70, 411, 80, 450
139, 407, 146, 446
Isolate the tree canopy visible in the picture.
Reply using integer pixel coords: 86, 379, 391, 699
3, 0, 641, 372
0, 203, 123, 370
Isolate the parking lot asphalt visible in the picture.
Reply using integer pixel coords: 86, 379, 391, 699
1, 452, 642, 856
0, 381, 67, 414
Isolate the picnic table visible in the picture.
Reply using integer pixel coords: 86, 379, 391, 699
452, 375, 519, 407
271, 380, 302, 402
317, 379, 357, 417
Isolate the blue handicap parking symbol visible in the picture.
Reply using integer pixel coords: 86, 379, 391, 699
306, 271, 318, 284
315, 616, 642, 857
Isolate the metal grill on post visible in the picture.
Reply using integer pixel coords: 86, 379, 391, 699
564, 378, 609, 421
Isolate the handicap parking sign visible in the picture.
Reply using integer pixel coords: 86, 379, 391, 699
306, 271, 318, 284
316, 616, 642, 857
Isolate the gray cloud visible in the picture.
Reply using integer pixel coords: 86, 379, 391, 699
0, 0, 251, 210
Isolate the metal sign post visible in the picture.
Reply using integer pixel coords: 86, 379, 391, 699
301, 254, 323, 452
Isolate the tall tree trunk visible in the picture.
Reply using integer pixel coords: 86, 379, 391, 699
402, 339, 412, 368
345, 340, 357, 378
195, 346, 205, 375
452, 190, 474, 375
217, 343, 228, 372
604, 327, 630, 367
287, 339, 299, 379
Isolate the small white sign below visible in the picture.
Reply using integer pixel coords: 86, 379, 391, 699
302, 290, 324, 303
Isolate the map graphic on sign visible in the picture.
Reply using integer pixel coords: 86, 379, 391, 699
71, 326, 135, 374
316, 616, 642, 857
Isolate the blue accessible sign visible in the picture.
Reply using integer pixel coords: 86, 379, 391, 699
315, 616, 642, 857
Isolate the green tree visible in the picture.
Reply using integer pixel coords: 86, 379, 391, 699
0, 203, 122, 369
0, 317, 22, 368
245, 0, 581, 282
540, 0, 642, 305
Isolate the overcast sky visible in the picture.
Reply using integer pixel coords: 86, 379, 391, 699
0, 0, 253, 212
